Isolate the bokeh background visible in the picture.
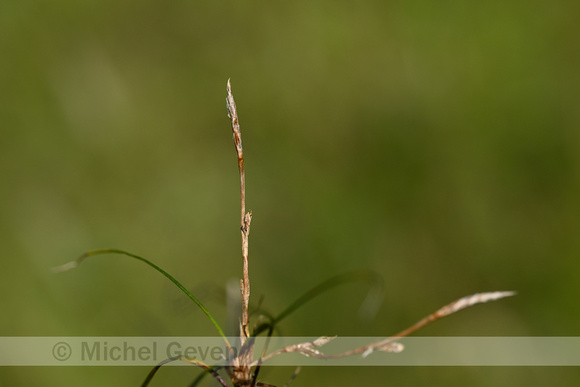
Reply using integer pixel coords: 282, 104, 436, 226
1, 0, 580, 385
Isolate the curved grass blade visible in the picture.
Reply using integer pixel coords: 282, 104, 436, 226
180, 359, 228, 387
389, 290, 517, 340
142, 356, 226, 387
54, 249, 229, 346
324, 291, 516, 359
142, 356, 181, 387
254, 270, 383, 336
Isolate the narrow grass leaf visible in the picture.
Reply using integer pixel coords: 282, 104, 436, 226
254, 270, 383, 336
54, 249, 229, 345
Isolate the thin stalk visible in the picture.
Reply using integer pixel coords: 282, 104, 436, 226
226, 79, 252, 339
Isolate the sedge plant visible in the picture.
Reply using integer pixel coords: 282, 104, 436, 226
55, 80, 515, 387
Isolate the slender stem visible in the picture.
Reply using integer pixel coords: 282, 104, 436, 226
226, 79, 246, 224
226, 79, 252, 340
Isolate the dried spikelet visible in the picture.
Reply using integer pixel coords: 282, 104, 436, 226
258, 291, 515, 363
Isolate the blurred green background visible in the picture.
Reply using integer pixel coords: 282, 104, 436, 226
1, 0, 580, 385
